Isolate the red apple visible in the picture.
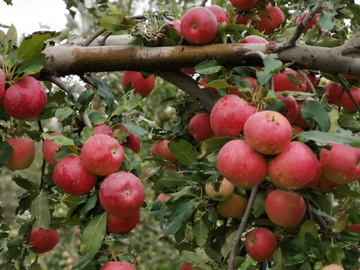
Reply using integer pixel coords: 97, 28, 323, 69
171, 19, 182, 36
265, 190, 306, 227
151, 140, 176, 163
236, 14, 250, 25
295, 12, 322, 34
230, 0, 257, 10
180, 7, 218, 45
113, 125, 141, 153
42, 133, 62, 165
300, 155, 322, 189
205, 177, 235, 202
0, 69, 4, 102
28, 228, 59, 254
217, 140, 267, 188
99, 171, 145, 218
207, 5, 231, 25
107, 209, 140, 235
245, 228, 278, 262
217, 193, 248, 218
3, 76, 47, 120
101, 262, 136, 270
5, 137, 35, 171
121, 71, 155, 99
320, 143, 360, 184
244, 110, 292, 155
180, 263, 194, 270
81, 134, 124, 176
255, 6, 285, 35
53, 155, 97, 196
210, 95, 256, 137
324, 83, 342, 106
94, 123, 114, 137
239, 35, 269, 44
276, 94, 299, 124
321, 265, 344, 270
340, 87, 360, 111
273, 68, 306, 93
305, 71, 317, 92
189, 113, 215, 142
199, 78, 218, 95
291, 125, 305, 134
310, 173, 338, 192
268, 141, 318, 190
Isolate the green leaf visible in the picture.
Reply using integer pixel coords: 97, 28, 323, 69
272, 248, 289, 270
199, 137, 235, 158
325, 245, 345, 265
347, 4, 360, 25
257, 54, 283, 86
72, 253, 95, 270
161, 200, 194, 237
333, 211, 349, 233
338, 114, 360, 132
318, 10, 337, 32
80, 126, 95, 144
193, 219, 211, 247
55, 107, 73, 121
80, 212, 107, 254
122, 123, 148, 136
180, 250, 212, 270
99, 14, 137, 31
77, 89, 95, 112
15, 53, 48, 77
286, 73, 301, 87
31, 192, 51, 229
205, 80, 231, 89
314, 37, 340, 47
12, 176, 38, 190
88, 111, 106, 126
266, 98, 284, 114
299, 220, 318, 240
272, 26, 297, 43
0, 107, 10, 121
298, 131, 360, 148
18, 31, 59, 60
195, 60, 221, 74
168, 139, 198, 166
204, 247, 222, 264
156, 172, 190, 187
304, 25, 319, 45
336, 184, 360, 199
0, 141, 13, 167
252, 192, 266, 218
123, 91, 142, 111
78, 194, 98, 218
301, 101, 331, 132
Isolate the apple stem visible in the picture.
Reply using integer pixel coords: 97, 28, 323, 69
334, 73, 360, 114
228, 185, 259, 270
309, 199, 328, 231
297, 69, 316, 94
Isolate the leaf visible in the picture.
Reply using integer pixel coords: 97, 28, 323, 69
193, 219, 211, 247
314, 37, 340, 47
99, 14, 137, 31
78, 194, 98, 218
156, 172, 190, 187
31, 192, 51, 229
205, 80, 231, 89
286, 73, 301, 87
333, 211, 349, 233
195, 60, 221, 74
12, 176, 38, 190
336, 184, 360, 199
338, 114, 360, 132
88, 111, 106, 126
161, 200, 194, 237
272, 248, 289, 270
168, 140, 198, 166
266, 98, 284, 114
204, 247, 222, 264
180, 250, 212, 270
80, 212, 107, 254
0, 107, 10, 121
0, 141, 13, 167
72, 253, 95, 270
15, 53, 48, 77
80, 126, 95, 144
318, 10, 337, 32
122, 92, 142, 111
252, 192, 266, 218
122, 123, 148, 136
328, 109, 340, 133
18, 31, 58, 60
301, 101, 331, 132
77, 89, 95, 111
55, 107, 73, 121
299, 220, 318, 240
298, 131, 360, 148
199, 137, 235, 158
257, 54, 283, 86
347, 4, 360, 25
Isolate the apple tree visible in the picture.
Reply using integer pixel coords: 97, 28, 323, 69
1, 0, 360, 269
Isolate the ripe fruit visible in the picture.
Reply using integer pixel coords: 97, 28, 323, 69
239, 35, 269, 44
0, 69, 4, 102
217, 140, 267, 188
295, 12, 321, 34
324, 83, 342, 106
94, 124, 114, 137
28, 228, 59, 254
310, 173, 338, 192
180, 263, 194, 270
81, 134, 124, 176
268, 141, 318, 189
101, 262, 136, 270
151, 140, 176, 163
207, 5, 231, 25
291, 125, 305, 134
230, 0, 257, 10
273, 68, 306, 93
340, 87, 360, 111
245, 228, 278, 262
210, 95, 256, 137
205, 178, 235, 202
121, 71, 155, 99
255, 6, 285, 35
99, 172, 145, 218
107, 209, 140, 235
217, 193, 248, 218
113, 125, 141, 153
42, 133, 62, 165
276, 94, 299, 124
5, 137, 35, 171
3, 76, 47, 120
321, 265, 344, 270
244, 110, 292, 155
53, 155, 97, 196
180, 7, 218, 45
265, 190, 306, 227
320, 143, 360, 184
189, 113, 215, 142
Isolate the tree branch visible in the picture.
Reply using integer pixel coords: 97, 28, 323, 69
334, 73, 360, 114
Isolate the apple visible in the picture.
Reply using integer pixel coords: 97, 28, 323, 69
113, 125, 141, 153
189, 113, 215, 142
53, 155, 97, 196
320, 143, 360, 184
81, 134, 124, 176
217, 193, 248, 218
276, 94, 299, 124
180, 7, 218, 45
268, 141, 318, 190
324, 83, 342, 106
245, 228, 278, 262
300, 155, 322, 189
265, 190, 306, 227
5, 137, 35, 171
0, 69, 4, 102
28, 228, 59, 254
337, 211, 360, 233
255, 6, 285, 35
236, 14, 249, 25
171, 19, 182, 36
305, 71, 317, 92
42, 133, 63, 165
217, 140, 267, 188
3, 76, 47, 120
210, 95, 256, 137
99, 171, 145, 218
230, 0, 257, 10
121, 71, 155, 99
107, 209, 140, 235
291, 125, 305, 134
199, 78, 218, 95
94, 123, 114, 137
310, 173, 338, 192
207, 5, 231, 25
101, 262, 136, 270
239, 35, 269, 44
321, 265, 344, 270
156, 193, 171, 202
180, 263, 194, 270
244, 110, 292, 155
205, 177, 235, 202
295, 12, 322, 34
151, 140, 176, 163
273, 68, 306, 93
340, 86, 360, 111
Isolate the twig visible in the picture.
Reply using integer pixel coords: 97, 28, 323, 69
284, 0, 323, 47
334, 73, 360, 114
82, 27, 107, 47
306, 199, 314, 222
228, 185, 259, 270
297, 69, 316, 93
99, 31, 113, 46
200, 0, 207, 6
